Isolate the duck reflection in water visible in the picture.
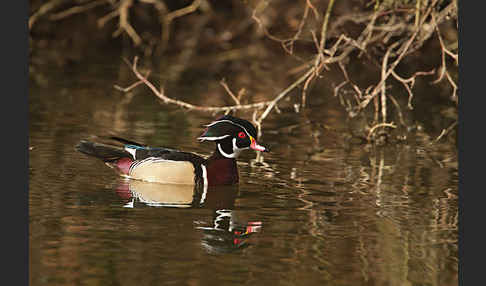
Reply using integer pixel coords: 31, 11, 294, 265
197, 209, 262, 254
115, 179, 262, 253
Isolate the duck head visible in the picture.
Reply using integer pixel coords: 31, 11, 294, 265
198, 115, 268, 158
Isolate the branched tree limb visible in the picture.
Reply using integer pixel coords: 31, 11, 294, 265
115, 56, 319, 137
29, 0, 64, 29
112, 0, 142, 46
431, 13, 458, 104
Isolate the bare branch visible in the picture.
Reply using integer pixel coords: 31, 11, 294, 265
386, 94, 406, 127
359, 0, 439, 111
115, 56, 322, 138
98, 9, 120, 28
431, 12, 458, 103
29, 0, 64, 29
114, 70, 150, 92
112, 0, 142, 46
119, 57, 272, 112
161, 0, 204, 52
318, 0, 336, 60
219, 79, 241, 105
380, 41, 401, 123
306, 0, 320, 20
49, 0, 106, 21
165, 0, 202, 22
392, 69, 435, 110
433, 120, 458, 143
258, 65, 317, 124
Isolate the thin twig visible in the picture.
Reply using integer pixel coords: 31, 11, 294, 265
258, 65, 317, 125
431, 12, 458, 103
49, 0, 106, 21
161, 0, 203, 52
391, 69, 435, 110
29, 0, 64, 29
380, 41, 401, 123
318, 0, 335, 60
113, 0, 142, 46
333, 81, 348, 98
282, 3, 310, 55
359, 0, 439, 111
139, 0, 169, 51
114, 70, 150, 92
165, 0, 202, 22
251, 2, 312, 62
434, 120, 458, 143
306, 0, 320, 19
386, 94, 406, 127
301, 0, 335, 108
219, 79, 241, 105
252, 9, 287, 43
415, 0, 421, 28
98, 9, 120, 28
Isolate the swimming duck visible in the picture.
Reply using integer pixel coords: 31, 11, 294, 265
76, 115, 268, 187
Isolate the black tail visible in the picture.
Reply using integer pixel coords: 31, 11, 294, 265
76, 140, 132, 162
109, 136, 146, 147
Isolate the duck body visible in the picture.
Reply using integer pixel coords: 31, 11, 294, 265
76, 115, 267, 187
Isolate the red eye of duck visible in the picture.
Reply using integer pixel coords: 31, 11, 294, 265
238, 132, 246, 138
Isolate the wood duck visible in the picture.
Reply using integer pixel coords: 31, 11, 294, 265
76, 115, 268, 189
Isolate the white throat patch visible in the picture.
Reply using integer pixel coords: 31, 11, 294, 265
218, 142, 236, 158
217, 138, 246, 159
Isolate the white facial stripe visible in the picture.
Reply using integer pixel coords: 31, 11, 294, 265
205, 120, 253, 139
200, 165, 208, 204
198, 134, 230, 141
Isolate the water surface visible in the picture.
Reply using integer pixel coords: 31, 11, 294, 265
29, 55, 458, 286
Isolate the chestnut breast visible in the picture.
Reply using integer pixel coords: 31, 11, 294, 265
205, 158, 239, 186
129, 158, 196, 185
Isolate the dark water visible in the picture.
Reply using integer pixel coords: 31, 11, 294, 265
29, 55, 458, 286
